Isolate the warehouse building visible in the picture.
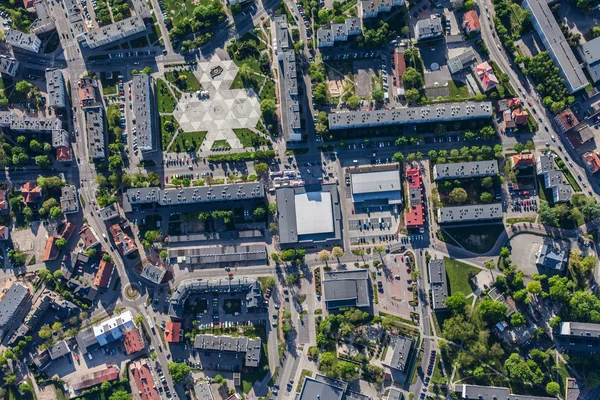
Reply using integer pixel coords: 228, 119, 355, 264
350, 168, 402, 205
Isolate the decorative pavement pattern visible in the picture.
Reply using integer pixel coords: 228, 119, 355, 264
172, 54, 262, 149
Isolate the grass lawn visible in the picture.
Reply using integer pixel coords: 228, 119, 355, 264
100, 71, 121, 95
443, 257, 481, 295
506, 216, 536, 224
161, 0, 212, 24
241, 324, 270, 393
130, 36, 149, 48
164, 70, 203, 92
157, 78, 177, 113
168, 131, 207, 153
149, 24, 162, 44
224, 298, 242, 314
233, 128, 270, 148
211, 139, 231, 150
260, 78, 275, 101
296, 370, 313, 392
555, 156, 582, 192
228, 32, 267, 76
442, 224, 505, 254
231, 72, 265, 93
160, 115, 179, 150
448, 80, 469, 98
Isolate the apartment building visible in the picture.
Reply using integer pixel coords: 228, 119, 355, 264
46, 68, 67, 110
85, 107, 106, 160
132, 74, 154, 152
5, 29, 41, 53
0, 55, 19, 77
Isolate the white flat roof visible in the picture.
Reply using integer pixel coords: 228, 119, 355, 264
294, 192, 334, 235
351, 170, 400, 194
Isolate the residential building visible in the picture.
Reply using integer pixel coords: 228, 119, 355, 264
79, 225, 100, 249
30, 0, 55, 34
554, 109, 579, 133
0, 283, 32, 340
43, 236, 60, 262
447, 49, 475, 74
5, 29, 41, 52
0, 55, 19, 77
76, 310, 136, 353
573, 126, 594, 145
317, 18, 362, 47
123, 327, 145, 354
428, 259, 448, 310
583, 152, 600, 173
124, 183, 265, 211
165, 322, 182, 343
437, 204, 503, 224
405, 168, 425, 230
382, 334, 413, 374
23, 0, 34, 8
78, 78, 100, 108
578, 36, 600, 83
131, 359, 160, 400
85, 107, 106, 159
169, 278, 263, 319
512, 108, 529, 125
565, 378, 582, 400
475, 62, 499, 92
60, 185, 79, 214
317, 29, 334, 47
22, 182, 42, 204
297, 373, 370, 400
194, 334, 262, 368
98, 204, 120, 221
323, 269, 370, 310
0, 112, 63, 133
52, 129, 72, 162
94, 260, 114, 289
85, 15, 146, 49
433, 160, 498, 180
72, 365, 119, 392
512, 153, 535, 168
108, 223, 137, 255
551, 184, 573, 203
416, 17, 443, 41
536, 243, 567, 271
387, 388, 403, 400
536, 155, 572, 203
140, 262, 166, 285
328, 102, 493, 130
132, 74, 154, 152
462, 10, 481, 34
503, 109, 517, 130
350, 168, 402, 205
558, 322, 600, 352
0, 190, 9, 214
359, 0, 403, 19
46, 69, 66, 109
458, 384, 557, 400
536, 153, 555, 174
195, 382, 214, 400
168, 244, 268, 269
523, 0, 588, 93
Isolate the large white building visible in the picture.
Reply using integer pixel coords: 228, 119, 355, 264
5, 29, 41, 53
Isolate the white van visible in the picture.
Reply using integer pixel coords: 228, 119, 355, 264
88, 353, 93, 360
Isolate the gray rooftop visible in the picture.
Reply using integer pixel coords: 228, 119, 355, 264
351, 169, 402, 204
169, 277, 262, 319
125, 183, 264, 208
194, 334, 261, 367
460, 384, 557, 400
168, 244, 267, 266
194, 382, 214, 400
429, 259, 448, 310
275, 16, 301, 142
536, 154, 555, 174
523, 0, 588, 93
317, 28, 333, 45
5, 29, 40, 52
132, 74, 154, 152
387, 388, 403, 400
52, 129, 70, 149
46, 69, 66, 109
98, 204, 119, 220
387, 335, 413, 372
298, 374, 346, 400
85, 15, 146, 49
274, 15, 290, 51
559, 321, 600, 337
416, 18, 443, 38
433, 160, 498, 180
60, 185, 79, 214
579, 37, 600, 82
0, 55, 19, 77
323, 269, 370, 309
30, 0, 56, 34
85, 107, 106, 159
535, 244, 567, 270
542, 169, 563, 188
0, 283, 30, 328
552, 184, 573, 203
49, 340, 70, 360
0, 111, 63, 132
328, 102, 493, 130
447, 49, 475, 74
437, 204, 503, 224
565, 378, 581, 400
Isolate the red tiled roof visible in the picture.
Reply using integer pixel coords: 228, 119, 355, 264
56, 146, 72, 162
166, 322, 182, 343
512, 108, 529, 125
584, 152, 600, 173
123, 328, 144, 355
406, 205, 424, 228
109, 224, 137, 255
131, 360, 160, 400
23, 0, 34, 7
43, 236, 59, 261
406, 168, 422, 188
463, 10, 481, 34
61, 222, 76, 241
0, 190, 7, 211
94, 260, 114, 288
512, 153, 535, 168
476, 62, 499, 91
503, 110, 516, 129
394, 52, 407, 78
72, 366, 119, 391
22, 182, 41, 203
79, 225, 100, 249
555, 109, 579, 133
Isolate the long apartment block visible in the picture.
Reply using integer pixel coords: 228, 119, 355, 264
317, 17, 362, 47
433, 160, 498, 180
132, 74, 154, 152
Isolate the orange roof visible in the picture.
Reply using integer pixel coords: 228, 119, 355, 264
512, 153, 535, 168
79, 225, 100, 249
406, 168, 422, 188
165, 322, 182, 343
22, 182, 41, 203
463, 10, 481, 33
0, 190, 7, 211
94, 260, 114, 288
406, 205, 424, 228
78, 85, 97, 107
56, 146, 72, 162
23, 0, 34, 7
123, 328, 145, 355
131, 360, 160, 400
61, 222, 76, 241
476, 62, 498, 91
512, 109, 529, 125
555, 109, 579, 133
43, 236, 59, 261
109, 224, 137, 255
584, 152, 600, 173
503, 110, 516, 129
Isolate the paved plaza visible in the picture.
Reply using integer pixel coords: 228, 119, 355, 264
172, 55, 262, 150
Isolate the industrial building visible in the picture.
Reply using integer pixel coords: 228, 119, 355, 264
350, 167, 402, 205
132, 74, 154, 152
323, 270, 371, 310
276, 184, 342, 248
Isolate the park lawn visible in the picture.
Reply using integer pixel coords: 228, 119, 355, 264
161, 0, 212, 24
448, 80, 469, 98
233, 128, 270, 148
160, 115, 179, 150
100, 71, 121, 95
157, 78, 177, 113
231, 72, 265, 93
443, 257, 480, 295
211, 139, 232, 150
164, 70, 203, 92
442, 224, 505, 254
168, 131, 207, 153
149, 24, 162, 44
228, 32, 266, 75
241, 324, 270, 393
260, 78, 275, 102
506, 216, 536, 224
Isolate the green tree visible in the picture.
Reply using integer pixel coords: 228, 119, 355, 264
480, 192, 493, 203
109, 390, 132, 400
347, 95, 361, 109
168, 362, 191, 383
261, 99, 277, 117
56, 237, 67, 249
392, 152, 405, 163
253, 207, 266, 221
545, 382, 559, 396
50, 206, 63, 220
53, 270, 63, 280
479, 299, 508, 324
38, 325, 53, 339
527, 280, 542, 295
464, 0, 475, 9
403, 67, 424, 90
19, 383, 31, 393
38, 269, 51, 281
254, 163, 269, 174
443, 314, 477, 342
481, 176, 493, 189
372, 88, 385, 102
405, 88, 420, 103
449, 188, 468, 204
514, 143, 525, 153
15, 80, 32, 93
445, 292, 467, 315
510, 312, 526, 327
